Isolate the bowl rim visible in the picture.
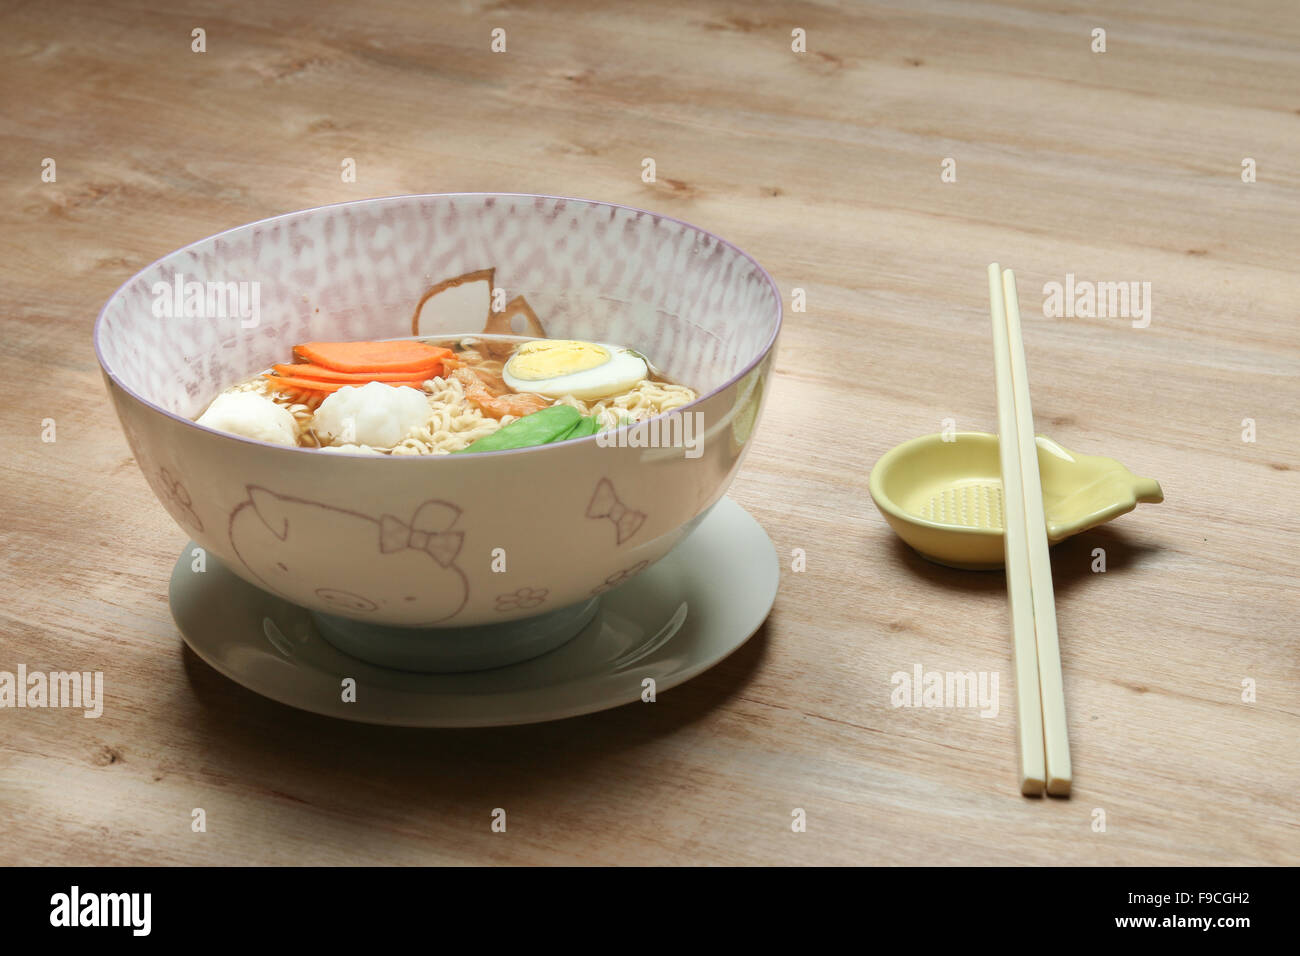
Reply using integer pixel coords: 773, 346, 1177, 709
94, 192, 783, 461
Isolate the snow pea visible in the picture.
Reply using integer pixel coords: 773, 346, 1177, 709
559, 415, 600, 441
455, 405, 581, 454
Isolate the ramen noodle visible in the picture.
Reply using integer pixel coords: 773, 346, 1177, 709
197, 335, 697, 455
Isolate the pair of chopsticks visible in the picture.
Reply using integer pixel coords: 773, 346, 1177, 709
988, 264, 1072, 797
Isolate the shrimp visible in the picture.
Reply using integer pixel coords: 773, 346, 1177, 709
449, 351, 510, 394
452, 368, 550, 420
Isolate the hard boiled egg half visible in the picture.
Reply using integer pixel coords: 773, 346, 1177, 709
502, 340, 648, 401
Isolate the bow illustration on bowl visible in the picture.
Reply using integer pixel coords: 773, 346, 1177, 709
587, 478, 646, 545
379, 503, 465, 567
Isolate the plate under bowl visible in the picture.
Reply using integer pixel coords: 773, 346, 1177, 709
169, 496, 778, 726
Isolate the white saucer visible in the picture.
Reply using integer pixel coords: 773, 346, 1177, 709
169, 497, 778, 727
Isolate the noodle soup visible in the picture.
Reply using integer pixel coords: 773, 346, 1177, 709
196, 334, 697, 455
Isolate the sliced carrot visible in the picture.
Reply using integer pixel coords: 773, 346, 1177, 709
272, 363, 440, 384
263, 374, 428, 395
293, 341, 454, 374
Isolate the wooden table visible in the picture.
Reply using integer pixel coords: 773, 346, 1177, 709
2, 0, 1296, 866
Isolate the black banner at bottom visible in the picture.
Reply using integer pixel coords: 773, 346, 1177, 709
0, 865, 1277, 942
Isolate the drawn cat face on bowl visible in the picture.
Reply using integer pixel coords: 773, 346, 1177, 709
229, 487, 469, 625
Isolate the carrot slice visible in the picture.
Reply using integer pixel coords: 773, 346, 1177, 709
263, 374, 428, 395
293, 341, 454, 374
272, 363, 440, 384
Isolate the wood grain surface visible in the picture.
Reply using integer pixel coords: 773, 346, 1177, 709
1, 0, 1297, 866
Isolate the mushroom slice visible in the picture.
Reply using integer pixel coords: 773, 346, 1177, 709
411, 268, 494, 337
482, 294, 548, 359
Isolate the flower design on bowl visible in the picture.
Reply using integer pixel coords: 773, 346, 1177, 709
590, 560, 649, 596
495, 587, 549, 612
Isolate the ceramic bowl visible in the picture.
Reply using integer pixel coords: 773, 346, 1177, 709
96, 194, 781, 628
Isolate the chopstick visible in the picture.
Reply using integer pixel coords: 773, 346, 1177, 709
1000, 268, 1072, 795
988, 263, 1046, 796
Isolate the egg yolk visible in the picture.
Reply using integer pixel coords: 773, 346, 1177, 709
507, 340, 609, 381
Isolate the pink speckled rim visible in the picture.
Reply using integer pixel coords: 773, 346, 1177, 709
93, 192, 783, 461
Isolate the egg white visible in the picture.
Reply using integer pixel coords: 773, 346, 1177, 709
502, 344, 648, 401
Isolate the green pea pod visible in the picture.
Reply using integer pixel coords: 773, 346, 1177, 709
559, 415, 600, 441
455, 405, 581, 454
